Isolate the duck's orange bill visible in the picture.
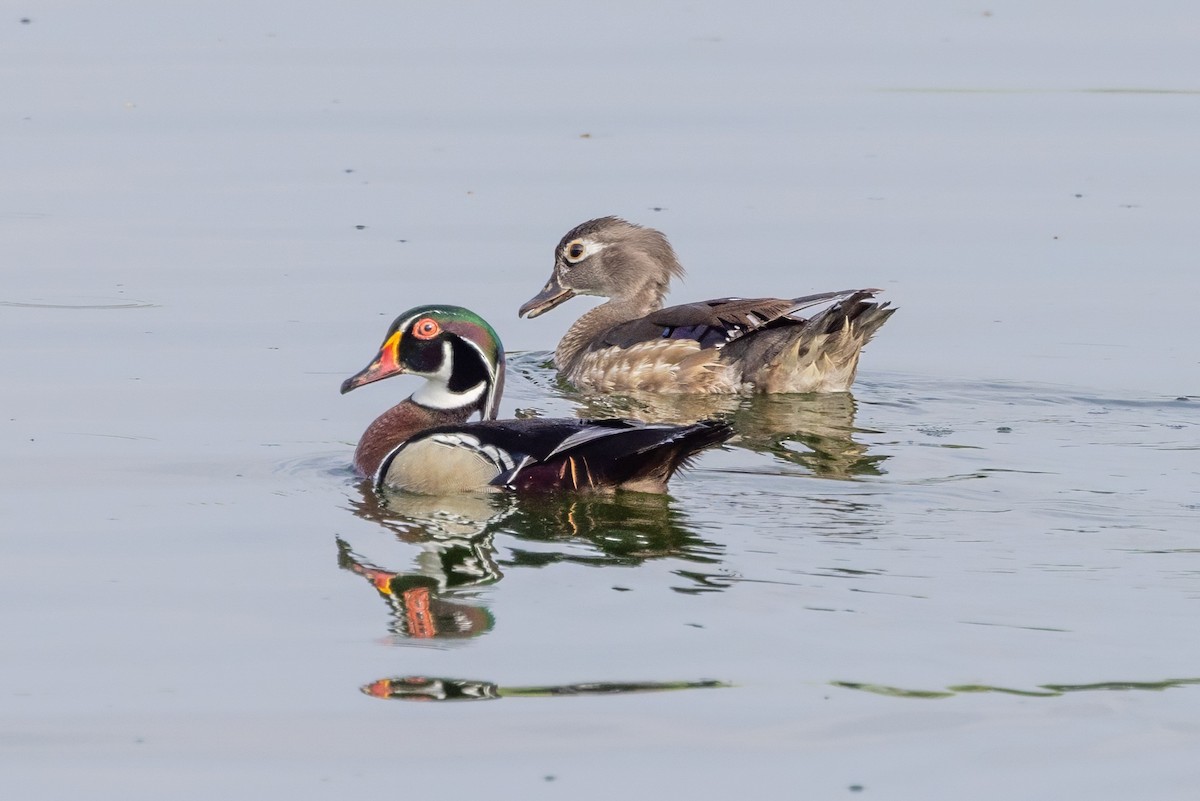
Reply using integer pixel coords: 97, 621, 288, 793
340, 331, 403, 394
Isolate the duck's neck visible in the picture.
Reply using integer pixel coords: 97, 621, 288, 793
352, 398, 476, 478
555, 289, 667, 372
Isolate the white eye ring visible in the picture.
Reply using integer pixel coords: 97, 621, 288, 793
562, 238, 606, 264
564, 240, 586, 263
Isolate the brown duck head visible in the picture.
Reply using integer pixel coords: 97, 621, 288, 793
518, 216, 685, 318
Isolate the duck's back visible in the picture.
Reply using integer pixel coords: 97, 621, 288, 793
563, 290, 894, 394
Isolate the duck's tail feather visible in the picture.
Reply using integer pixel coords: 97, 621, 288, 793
730, 290, 896, 393
612, 418, 734, 493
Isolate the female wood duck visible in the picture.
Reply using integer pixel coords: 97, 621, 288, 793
518, 216, 896, 394
341, 305, 732, 494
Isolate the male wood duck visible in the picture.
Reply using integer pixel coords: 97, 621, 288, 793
518, 216, 896, 394
341, 305, 732, 494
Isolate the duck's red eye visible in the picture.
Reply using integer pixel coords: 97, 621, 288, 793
412, 318, 440, 340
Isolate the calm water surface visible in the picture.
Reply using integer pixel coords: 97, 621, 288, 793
4, 2, 1199, 799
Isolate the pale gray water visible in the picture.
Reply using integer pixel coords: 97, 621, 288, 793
4, 2, 1199, 799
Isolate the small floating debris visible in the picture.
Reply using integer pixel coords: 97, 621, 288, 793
917, 425, 954, 437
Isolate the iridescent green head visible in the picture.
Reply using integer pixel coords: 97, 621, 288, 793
341, 305, 505, 420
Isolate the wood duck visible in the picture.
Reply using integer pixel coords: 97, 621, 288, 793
341, 305, 732, 494
518, 216, 896, 394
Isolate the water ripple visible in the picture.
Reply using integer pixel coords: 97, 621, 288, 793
834, 677, 1200, 699
1, 298, 158, 310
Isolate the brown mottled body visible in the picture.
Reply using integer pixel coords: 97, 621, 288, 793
557, 294, 893, 395
521, 217, 896, 395
563, 339, 739, 394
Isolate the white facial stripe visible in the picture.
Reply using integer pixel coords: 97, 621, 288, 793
458, 336, 498, 383
579, 238, 607, 257
396, 311, 423, 333
456, 336, 501, 418
410, 341, 486, 412
562, 237, 608, 266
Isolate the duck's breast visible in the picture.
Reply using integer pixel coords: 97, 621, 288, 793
378, 435, 505, 494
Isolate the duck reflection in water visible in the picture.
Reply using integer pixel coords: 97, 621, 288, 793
339, 489, 508, 641
340, 480, 729, 641
493, 490, 724, 575
362, 675, 727, 702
